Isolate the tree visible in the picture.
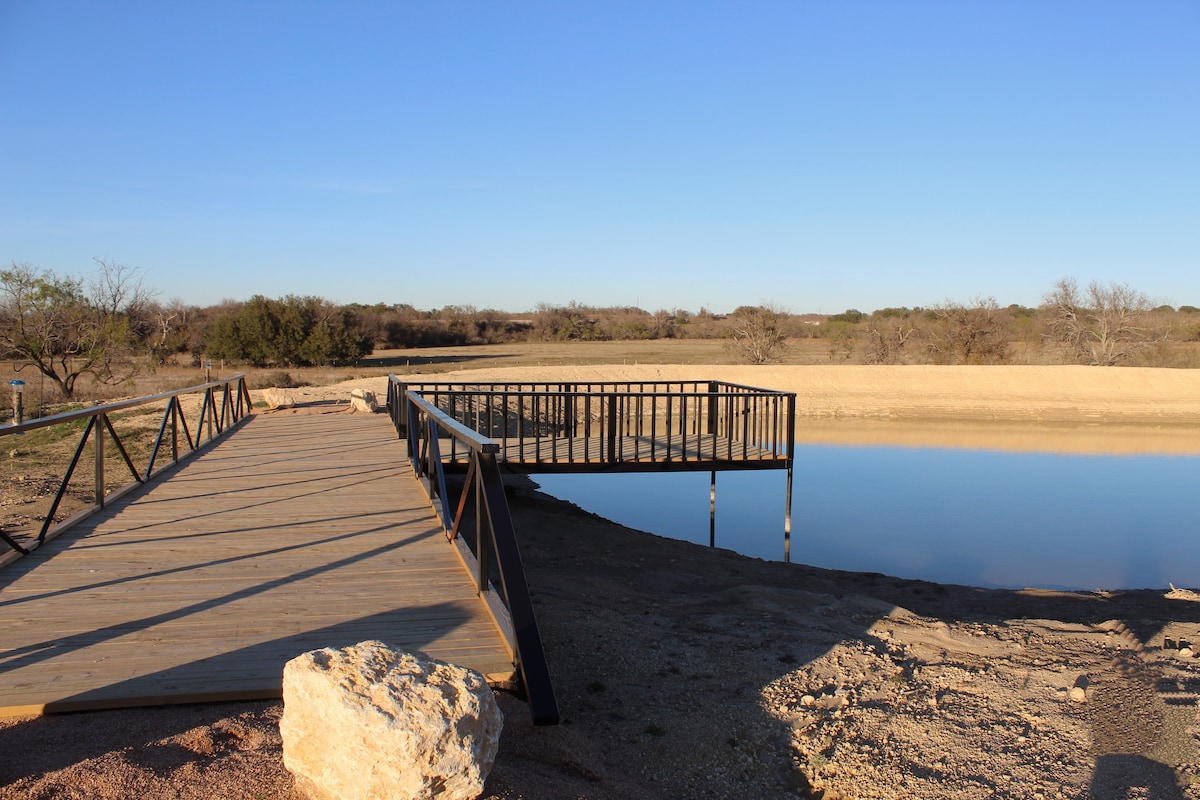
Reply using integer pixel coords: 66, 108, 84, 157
0, 261, 148, 399
202, 295, 371, 366
930, 297, 1009, 365
1043, 278, 1155, 366
726, 304, 788, 364
862, 308, 918, 364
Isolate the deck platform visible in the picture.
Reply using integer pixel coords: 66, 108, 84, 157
0, 410, 514, 716
441, 435, 785, 472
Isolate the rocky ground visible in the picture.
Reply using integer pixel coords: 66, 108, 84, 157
3, 481, 1199, 799
3, 366, 1199, 798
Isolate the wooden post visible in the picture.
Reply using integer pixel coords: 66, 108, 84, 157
9, 380, 24, 426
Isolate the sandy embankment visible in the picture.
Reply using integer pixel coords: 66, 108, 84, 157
352, 364, 1200, 422
323, 364, 1200, 454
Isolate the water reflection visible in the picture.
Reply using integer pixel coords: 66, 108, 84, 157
533, 421, 1200, 591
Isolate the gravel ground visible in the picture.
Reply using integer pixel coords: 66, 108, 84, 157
4, 484, 1198, 799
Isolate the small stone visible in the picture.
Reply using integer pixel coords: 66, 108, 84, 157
1179, 647, 1194, 658
1069, 686, 1086, 703
799, 694, 817, 707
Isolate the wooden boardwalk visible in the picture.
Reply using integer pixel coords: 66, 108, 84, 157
0, 409, 514, 717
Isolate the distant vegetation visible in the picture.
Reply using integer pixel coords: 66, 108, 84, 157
4, 259, 1200, 402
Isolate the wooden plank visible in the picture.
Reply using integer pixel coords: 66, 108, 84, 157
0, 411, 514, 718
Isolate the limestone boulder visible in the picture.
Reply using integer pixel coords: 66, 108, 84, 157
280, 640, 502, 800
263, 387, 296, 409
349, 388, 379, 413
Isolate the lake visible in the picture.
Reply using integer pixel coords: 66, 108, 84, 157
531, 421, 1200, 591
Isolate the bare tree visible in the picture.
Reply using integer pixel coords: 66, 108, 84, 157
91, 258, 152, 317
861, 307, 919, 365
930, 297, 1009, 364
0, 261, 149, 399
1043, 278, 1155, 365
726, 304, 788, 364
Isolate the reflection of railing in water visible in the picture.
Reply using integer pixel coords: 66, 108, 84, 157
0, 376, 253, 558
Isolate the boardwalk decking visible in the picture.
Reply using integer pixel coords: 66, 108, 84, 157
433, 435, 784, 472
0, 410, 514, 716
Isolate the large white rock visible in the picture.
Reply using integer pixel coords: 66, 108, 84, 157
263, 387, 296, 409
349, 388, 379, 413
280, 641, 502, 800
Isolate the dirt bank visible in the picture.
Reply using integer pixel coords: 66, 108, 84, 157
3, 365, 1199, 798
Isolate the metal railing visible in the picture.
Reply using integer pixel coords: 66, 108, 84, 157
388, 377, 559, 725
389, 380, 796, 470
1, 376, 253, 557
388, 377, 798, 561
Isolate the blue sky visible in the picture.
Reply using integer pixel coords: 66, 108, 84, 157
2, 2, 1197, 314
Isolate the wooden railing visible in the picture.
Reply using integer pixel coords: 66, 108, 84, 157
387, 377, 559, 725
0, 376, 253, 558
388, 380, 796, 471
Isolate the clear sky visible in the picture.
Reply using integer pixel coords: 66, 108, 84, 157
2, 2, 1197, 314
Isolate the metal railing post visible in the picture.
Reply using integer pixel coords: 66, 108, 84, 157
475, 457, 489, 594
94, 413, 105, 508
606, 394, 618, 463
3, 375, 251, 555
707, 380, 718, 436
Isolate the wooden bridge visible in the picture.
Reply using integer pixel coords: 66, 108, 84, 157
0, 376, 795, 726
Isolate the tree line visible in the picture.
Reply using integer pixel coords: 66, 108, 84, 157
4, 260, 1199, 399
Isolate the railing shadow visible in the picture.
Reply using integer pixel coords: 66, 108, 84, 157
492, 479, 1200, 797
0, 524, 438, 674
0, 600, 472, 784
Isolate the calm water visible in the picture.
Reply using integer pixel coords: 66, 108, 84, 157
532, 442, 1199, 591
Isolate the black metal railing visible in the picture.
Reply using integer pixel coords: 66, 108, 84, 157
388, 380, 796, 471
0, 375, 253, 557
388, 379, 559, 725
388, 377, 798, 561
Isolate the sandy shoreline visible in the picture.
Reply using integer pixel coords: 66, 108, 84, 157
382, 364, 1200, 423
3, 364, 1199, 798
328, 363, 1200, 454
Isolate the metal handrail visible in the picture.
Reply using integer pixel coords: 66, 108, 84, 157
388, 376, 798, 560
1, 375, 253, 557
392, 380, 796, 469
388, 377, 559, 725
